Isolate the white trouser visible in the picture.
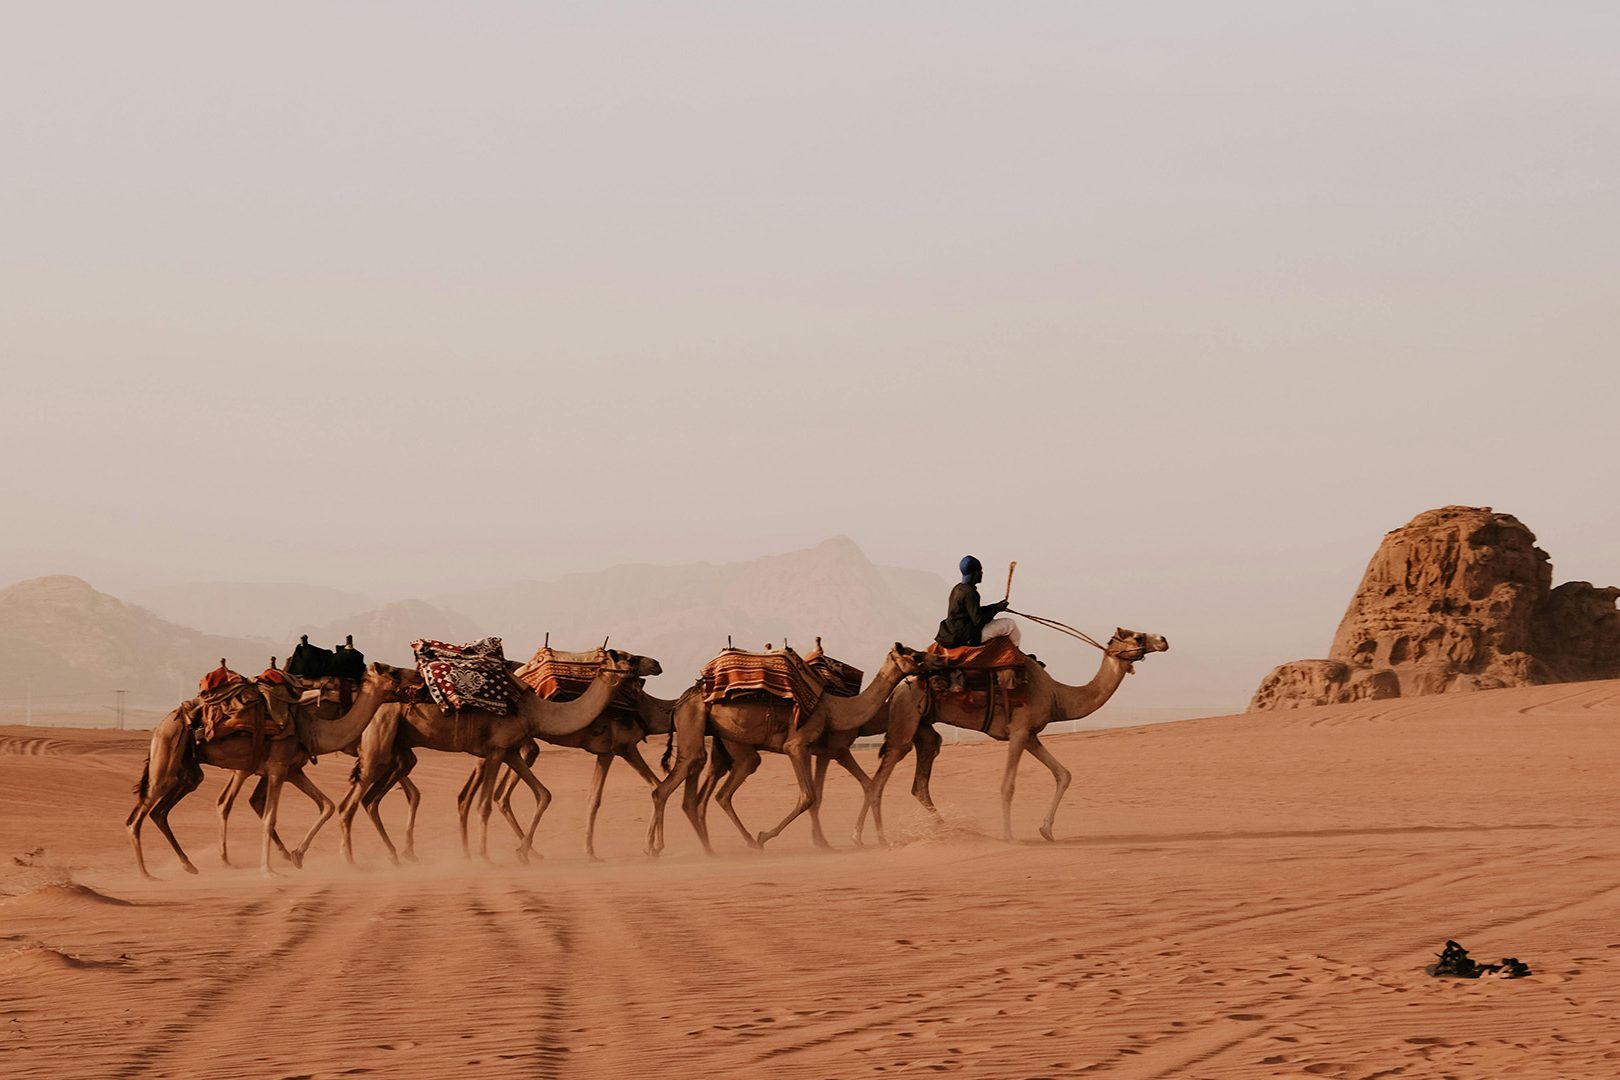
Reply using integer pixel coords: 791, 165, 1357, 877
980, 617, 1021, 647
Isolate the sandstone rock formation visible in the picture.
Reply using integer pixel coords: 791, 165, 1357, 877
1251, 507, 1620, 710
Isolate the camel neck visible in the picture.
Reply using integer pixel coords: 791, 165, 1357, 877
520, 670, 624, 737
637, 690, 679, 735
822, 658, 906, 732
1050, 652, 1133, 721
307, 673, 391, 755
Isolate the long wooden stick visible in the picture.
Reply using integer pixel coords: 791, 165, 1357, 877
1004, 560, 1017, 603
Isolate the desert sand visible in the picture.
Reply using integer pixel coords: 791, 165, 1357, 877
3, 682, 1620, 1078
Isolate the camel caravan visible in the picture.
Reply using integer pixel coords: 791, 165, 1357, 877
126, 558, 1168, 878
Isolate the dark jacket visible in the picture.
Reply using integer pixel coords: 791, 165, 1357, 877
935, 583, 1007, 648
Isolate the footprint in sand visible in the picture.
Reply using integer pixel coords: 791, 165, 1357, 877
378, 1041, 418, 1051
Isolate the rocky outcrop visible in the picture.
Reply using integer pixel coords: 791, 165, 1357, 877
1251, 507, 1620, 710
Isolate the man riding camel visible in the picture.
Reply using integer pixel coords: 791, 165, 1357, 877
935, 555, 1021, 648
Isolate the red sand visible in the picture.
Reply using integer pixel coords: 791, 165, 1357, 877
4, 681, 1620, 1078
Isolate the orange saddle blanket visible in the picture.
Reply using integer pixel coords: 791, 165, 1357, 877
701, 646, 825, 715
514, 647, 642, 718
925, 637, 1027, 673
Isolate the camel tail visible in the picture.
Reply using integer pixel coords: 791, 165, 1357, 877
660, 725, 676, 772
133, 758, 151, 800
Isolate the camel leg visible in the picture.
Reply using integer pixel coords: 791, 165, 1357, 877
807, 755, 833, 850
493, 765, 529, 842
286, 771, 334, 868
398, 774, 422, 861
128, 730, 201, 878
834, 750, 875, 846
910, 723, 943, 814
499, 747, 551, 864
148, 771, 203, 877
867, 708, 921, 846
999, 729, 1031, 843
216, 770, 249, 866
693, 741, 730, 835
475, 754, 508, 862
647, 741, 708, 857
583, 753, 612, 860
712, 742, 762, 849
246, 774, 298, 863
619, 744, 661, 788
462, 756, 499, 860
755, 742, 817, 848
1023, 733, 1072, 842
258, 771, 288, 878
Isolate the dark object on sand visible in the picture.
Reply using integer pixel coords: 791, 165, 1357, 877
1425, 940, 1531, 979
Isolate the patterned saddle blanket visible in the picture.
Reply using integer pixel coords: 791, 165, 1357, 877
514, 647, 642, 718
412, 637, 518, 716
701, 646, 825, 717
802, 642, 862, 697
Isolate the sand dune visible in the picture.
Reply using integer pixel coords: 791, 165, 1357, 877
3, 682, 1619, 1077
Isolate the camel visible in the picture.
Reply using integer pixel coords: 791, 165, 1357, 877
692, 658, 950, 849
457, 684, 683, 859
126, 662, 413, 879
864, 628, 1169, 844
645, 644, 929, 856
339, 648, 662, 864
214, 676, 426, 867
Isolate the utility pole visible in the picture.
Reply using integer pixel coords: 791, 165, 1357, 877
115, 689, 126, 731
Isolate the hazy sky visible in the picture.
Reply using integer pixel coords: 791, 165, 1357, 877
3, 3, 1617, 708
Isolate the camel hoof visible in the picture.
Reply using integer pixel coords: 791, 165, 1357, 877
182, 862, 200, 876
289, 851, 305, 870
1039, 825, 1055, 842
753, 832, 770, 849
402, 850, 418, 863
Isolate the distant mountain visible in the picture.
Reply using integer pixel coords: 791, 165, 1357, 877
437, 537, 948, 688
129, 581, 371, 641
0, 576, 274, 708
291, 600, 484, 668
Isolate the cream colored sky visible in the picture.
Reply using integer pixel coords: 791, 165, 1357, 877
2, 3, 1616, 708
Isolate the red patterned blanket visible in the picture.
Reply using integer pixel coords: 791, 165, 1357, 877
701, 646, 825, 715
412, 637, 517, 716
514, 647, 642, 717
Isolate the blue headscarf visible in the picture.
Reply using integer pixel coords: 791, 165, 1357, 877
959, 555, 982, 583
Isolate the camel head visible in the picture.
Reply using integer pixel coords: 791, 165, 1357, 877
890, 642, 946, 678
1105, 628, 1170, 671
365, 661, 417, 698
599, 648, 663, 681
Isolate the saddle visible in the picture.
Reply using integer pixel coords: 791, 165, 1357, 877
514, 647, 643, 724
803, 639, 862, 697
923, 639, 1032, 731
412, 637, 517, 715
194, 674, 288, 758
700, 646, 826, 730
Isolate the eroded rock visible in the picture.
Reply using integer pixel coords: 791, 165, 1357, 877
1251, 507, 1620, 710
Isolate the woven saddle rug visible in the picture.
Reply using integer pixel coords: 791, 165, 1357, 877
701, 647, 827, 722
802, 644, 863, 697
514, 647, 642, 719
412, 637, 518, 716
925, 637, 1027, 673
